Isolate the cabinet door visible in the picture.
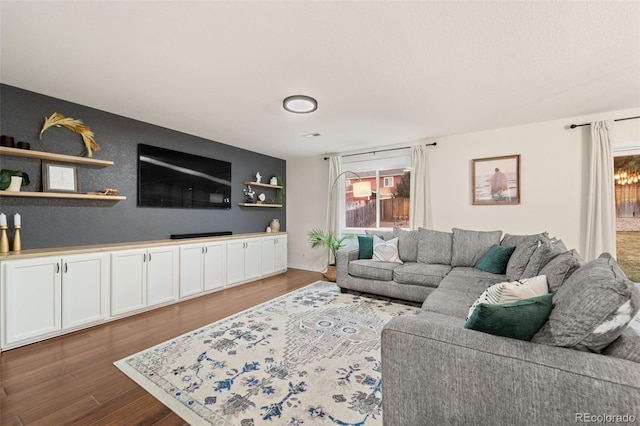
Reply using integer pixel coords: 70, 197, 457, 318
274, 235, 288, 272
244, 239, 262, 281
203, 241, 226, 291
2, 256, 62, 347
62, 253, 109, 330
111, 250, 146, 316
148, 247, 179, 306
261, 237, 276, 276
179, 244, 204, 298
226, 240, 246, 285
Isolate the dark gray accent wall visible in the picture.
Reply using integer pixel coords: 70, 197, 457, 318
0, 84, 286, 249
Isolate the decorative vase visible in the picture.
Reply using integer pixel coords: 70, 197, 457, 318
270, 176, 278, 186
7, 176, 22, 192
269, 219, 280, 233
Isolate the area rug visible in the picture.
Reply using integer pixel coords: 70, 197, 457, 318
114, 281, 420, 425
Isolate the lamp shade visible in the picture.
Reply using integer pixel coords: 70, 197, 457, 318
352, 180, 372, 198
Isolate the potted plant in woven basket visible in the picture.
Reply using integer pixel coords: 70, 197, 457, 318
307, 228, 353, 282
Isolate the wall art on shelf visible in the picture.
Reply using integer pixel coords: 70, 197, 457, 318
472, 155, 520, 205
42, 161, 80, 193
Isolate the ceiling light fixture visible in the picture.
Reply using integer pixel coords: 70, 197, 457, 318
283, 95, 318, 114
304, 132, 321, 138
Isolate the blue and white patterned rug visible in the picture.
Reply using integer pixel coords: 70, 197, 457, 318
114, 281, 420, 425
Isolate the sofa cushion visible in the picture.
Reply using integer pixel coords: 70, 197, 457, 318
451, 228, 502, 267
393, 263, 451, 288
475, 244, 516, 274
538, 249, 584, 293
438, 267, 506, 295
501, 233, 545, 281
394, 228, 419, 262
602, 328, 640, 363
423, 288, 481, 319
372, 237, 403, 263
417, 228, 453, 265
349, 259, 399, 281
357, 235, 381, 259
532, 253, 640, 353
466, 275, 549, 320
521, 238, 567, 279
464, 294, 553, 341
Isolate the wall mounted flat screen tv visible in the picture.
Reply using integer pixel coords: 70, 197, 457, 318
138, 144, 231, 209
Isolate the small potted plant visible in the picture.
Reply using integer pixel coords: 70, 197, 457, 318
0, 169, 31, 191
307, 228, 354, 282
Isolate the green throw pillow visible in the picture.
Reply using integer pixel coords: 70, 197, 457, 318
464, 294, 553, 341
358, 235, 381, 259
475, 244, 516, 274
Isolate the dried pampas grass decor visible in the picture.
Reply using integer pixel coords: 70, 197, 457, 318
39, 112, 101, 157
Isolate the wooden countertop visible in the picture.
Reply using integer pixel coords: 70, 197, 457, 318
0, 232, 287, 261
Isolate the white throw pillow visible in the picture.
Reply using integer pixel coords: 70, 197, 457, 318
372, 237, 403, 264
467, 275, 549, 320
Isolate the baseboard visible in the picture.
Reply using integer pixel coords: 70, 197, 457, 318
287, 263, 326, 273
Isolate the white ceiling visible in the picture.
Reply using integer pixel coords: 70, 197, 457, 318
2, 1, 639, 160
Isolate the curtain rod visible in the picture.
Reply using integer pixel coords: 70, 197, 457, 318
568, 115, 640, 129
323, 142, 436, 160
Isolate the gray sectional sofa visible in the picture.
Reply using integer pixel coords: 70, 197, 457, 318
336, 227, 640, 425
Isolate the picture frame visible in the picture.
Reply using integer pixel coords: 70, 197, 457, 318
472, 155, 520, 205
42, 161, 80, 193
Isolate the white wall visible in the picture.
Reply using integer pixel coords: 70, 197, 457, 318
286, 156, 330, 271
287, 108, 640, 270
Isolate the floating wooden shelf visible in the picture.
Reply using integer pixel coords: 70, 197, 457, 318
0, 191, 126, 201
238, 203, 282, 208
243, 181, 283, 189
0, 146, 114, 167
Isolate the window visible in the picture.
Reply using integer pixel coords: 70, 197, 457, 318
613, 144, 640, 282
340, 153, 411, 232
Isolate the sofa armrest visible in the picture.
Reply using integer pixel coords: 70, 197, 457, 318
382, 314, 640, 426
336, 247, 359, 286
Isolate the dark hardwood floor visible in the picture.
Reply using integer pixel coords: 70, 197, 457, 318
0, 268, 324, 425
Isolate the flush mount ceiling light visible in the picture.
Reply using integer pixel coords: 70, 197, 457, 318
283, 95, 318, 114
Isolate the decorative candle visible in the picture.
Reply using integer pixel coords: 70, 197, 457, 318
0, 213, 6, 227
14, 213, 20, 227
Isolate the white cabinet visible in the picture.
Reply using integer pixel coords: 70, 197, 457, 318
2, 256, 61, 348
111, 247, 178, 316
261, 235, 288, 276
1, 252, 109, 349
111, 249, 146, 316
227, 238, 261, 286
62, 253, 110, 330
147, 246, 179, 307
180, 241, 226, 298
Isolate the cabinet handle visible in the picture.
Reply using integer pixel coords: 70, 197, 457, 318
56, 263, 60, 273
143, 253, 146, 262
64, 263, 68, 273
205, 247, 208, 254
148, 253, 152, 262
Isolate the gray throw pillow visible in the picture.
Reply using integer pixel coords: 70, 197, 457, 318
417, 228, 453, 265
393, 228, 419, 262
451, 228, 502, 267
532, 253, 640, 353
538, 249, 584, 293
521, 238, 567, 279
501, 233, 546, 281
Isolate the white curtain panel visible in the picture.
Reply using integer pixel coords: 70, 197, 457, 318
326, 156, 342, 237
585, 120, 617, 261
409, 144, 432, 230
